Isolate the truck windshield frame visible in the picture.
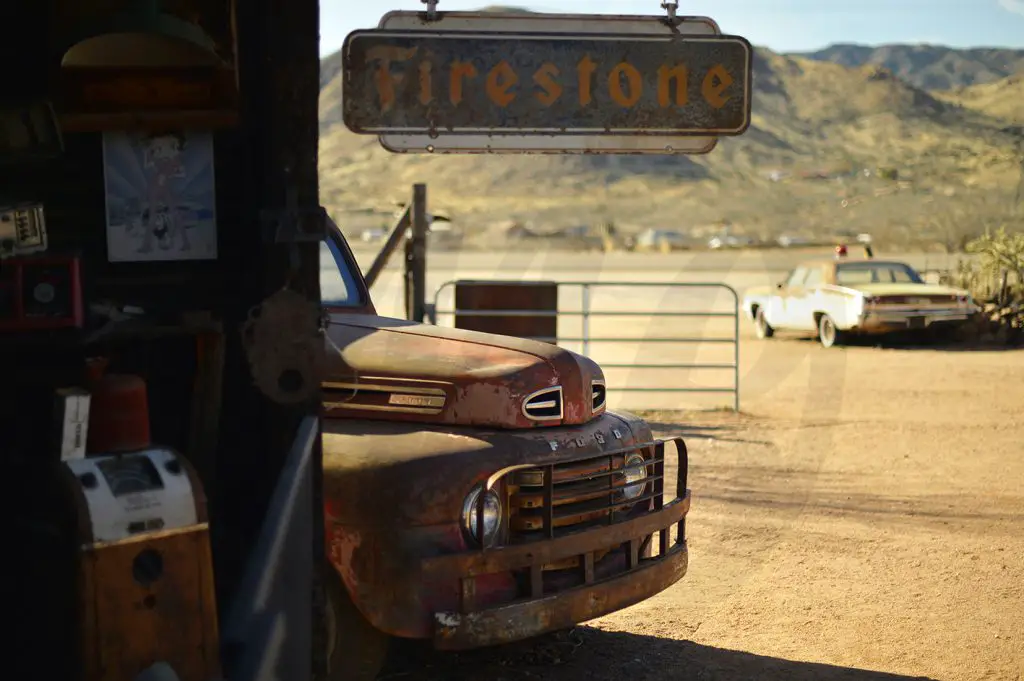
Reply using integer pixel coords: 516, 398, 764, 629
321, 226, 369, 308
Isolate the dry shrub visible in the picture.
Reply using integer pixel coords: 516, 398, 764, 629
959, 226, 1024, 301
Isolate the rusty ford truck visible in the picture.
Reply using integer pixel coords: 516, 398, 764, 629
318, 223, 691, 679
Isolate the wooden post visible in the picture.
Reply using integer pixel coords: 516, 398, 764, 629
405, 184, 428, 322
213, 0, 323, 677
364, 206, 410, 289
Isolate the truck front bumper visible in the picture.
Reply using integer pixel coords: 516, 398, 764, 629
421, 438, 691, 651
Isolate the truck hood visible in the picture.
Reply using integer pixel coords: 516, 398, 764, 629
322, 314, 606, 429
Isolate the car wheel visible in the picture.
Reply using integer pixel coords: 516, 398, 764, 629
324, 566, 390, 681
754, 308, 775, 339
817, 314, 843, 348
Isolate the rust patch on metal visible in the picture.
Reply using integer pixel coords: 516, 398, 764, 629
433, 544, 689, 650
321, 313, 605, 428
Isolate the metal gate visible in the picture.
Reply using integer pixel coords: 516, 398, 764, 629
430, 280, 741, 411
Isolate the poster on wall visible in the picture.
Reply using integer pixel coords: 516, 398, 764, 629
102, 130, 218, 262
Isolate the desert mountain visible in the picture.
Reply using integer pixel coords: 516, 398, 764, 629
319, 35, 1023, 246
935, 72, 1024, 124
801, 44, 1024, 91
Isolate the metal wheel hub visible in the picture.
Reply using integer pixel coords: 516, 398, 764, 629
821, 318, 835, 344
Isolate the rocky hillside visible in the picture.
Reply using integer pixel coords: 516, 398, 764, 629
319, 37, 1023, 246
935, 72, 1024, 124
801, 44, 1024, 91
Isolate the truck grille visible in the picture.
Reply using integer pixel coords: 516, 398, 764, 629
508, 445, 663, 543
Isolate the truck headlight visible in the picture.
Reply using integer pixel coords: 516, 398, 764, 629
618, 453, 649, 505
461, 486, 502, 548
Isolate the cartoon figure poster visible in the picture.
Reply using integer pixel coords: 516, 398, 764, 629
102, 130, 218, 262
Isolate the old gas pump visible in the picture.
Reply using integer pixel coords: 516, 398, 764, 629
59, 363, 221, 681
31, 0, 241, 674
63, 449, 220, 681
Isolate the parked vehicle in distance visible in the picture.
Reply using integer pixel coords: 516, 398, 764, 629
359, 228, 386, 243
318, 222, 691, 680
708, 233, 755, 249
776, 234, 818, 248
742, 251, 979, 347
634, 227, 693, 252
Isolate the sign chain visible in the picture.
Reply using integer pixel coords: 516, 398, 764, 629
661, 0, 682, 31
421, 0, 439, 21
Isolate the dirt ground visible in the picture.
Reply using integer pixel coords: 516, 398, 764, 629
380, 335, 1024, 681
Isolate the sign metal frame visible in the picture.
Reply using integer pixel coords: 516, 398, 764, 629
344, 11, 746, 155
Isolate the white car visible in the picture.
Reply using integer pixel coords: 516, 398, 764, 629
742, 255, 978, 347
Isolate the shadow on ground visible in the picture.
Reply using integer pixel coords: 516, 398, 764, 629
381, 628, 937, 681
637, 422, 772, 448
773, 332, 1023, 352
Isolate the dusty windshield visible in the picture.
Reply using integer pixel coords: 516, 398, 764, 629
324, 2, 1023, 681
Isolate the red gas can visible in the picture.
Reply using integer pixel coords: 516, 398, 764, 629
85, 358, 151, 454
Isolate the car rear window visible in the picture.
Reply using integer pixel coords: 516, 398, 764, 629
836, 263, 922, 285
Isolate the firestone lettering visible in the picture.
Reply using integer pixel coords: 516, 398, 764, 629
367, 48, 737, 112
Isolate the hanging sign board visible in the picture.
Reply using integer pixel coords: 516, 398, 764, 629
341, 28, 753, 142
377, 131, 716, 155
373, 11, 722, 155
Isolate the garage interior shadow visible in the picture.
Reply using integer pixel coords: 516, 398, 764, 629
382, 628, 938, 681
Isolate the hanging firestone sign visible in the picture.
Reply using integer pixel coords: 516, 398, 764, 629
341, 29, 753, 138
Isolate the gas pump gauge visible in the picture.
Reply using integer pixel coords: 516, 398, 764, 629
96, 455, 165, 497
64, 448, 196, 543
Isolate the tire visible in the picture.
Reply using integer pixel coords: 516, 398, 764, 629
817, 314, 844, 348
324, 567, 390, 681
754, 308, 775, 339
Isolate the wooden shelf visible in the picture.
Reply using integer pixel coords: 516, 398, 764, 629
57, 65, 239, 132
0, 317, 223, 353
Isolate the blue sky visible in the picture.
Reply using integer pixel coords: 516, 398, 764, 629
321, 0, 1024, 56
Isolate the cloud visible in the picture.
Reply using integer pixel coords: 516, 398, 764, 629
998, 0, 1024, 17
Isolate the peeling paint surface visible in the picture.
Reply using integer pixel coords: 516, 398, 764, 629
435, 612, 461, 627
322, 313, 606, 428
